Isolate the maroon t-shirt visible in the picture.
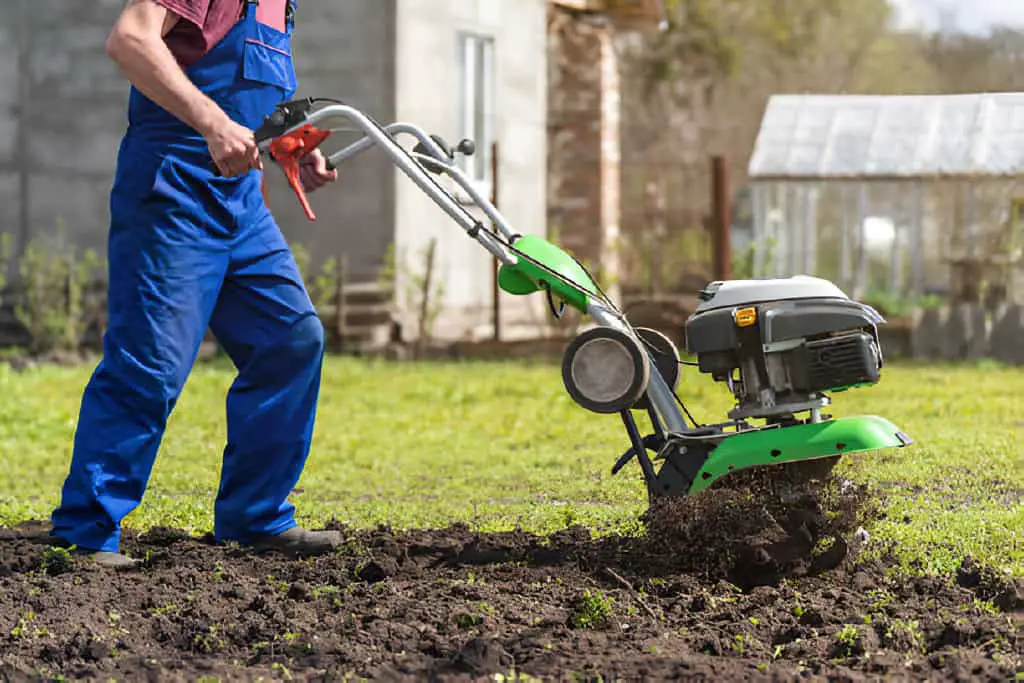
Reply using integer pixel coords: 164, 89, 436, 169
155, 0, 245, 68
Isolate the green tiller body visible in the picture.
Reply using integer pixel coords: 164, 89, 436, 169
258, 97, 914, 501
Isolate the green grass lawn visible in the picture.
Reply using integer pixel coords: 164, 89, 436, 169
0, 356, 1021, 576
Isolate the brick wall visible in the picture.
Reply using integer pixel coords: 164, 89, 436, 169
546, 5, 621, 292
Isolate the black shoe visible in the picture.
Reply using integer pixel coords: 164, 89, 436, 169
49, 536, 142, 570
248, 527, 343, 556
73, 549, 143, 569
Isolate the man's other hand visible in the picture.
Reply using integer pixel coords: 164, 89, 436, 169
204, 117, 261, 177
299, 149, 338, 193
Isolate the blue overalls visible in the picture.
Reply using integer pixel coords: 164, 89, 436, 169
50, 0, 324, 553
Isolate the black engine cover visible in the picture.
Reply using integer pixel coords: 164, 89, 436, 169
683, 296, 884, 388
685, 298, 882, 355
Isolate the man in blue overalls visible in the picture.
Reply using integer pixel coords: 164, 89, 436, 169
49, 0, 340, 568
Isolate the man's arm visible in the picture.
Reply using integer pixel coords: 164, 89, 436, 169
106, 0, 259, 177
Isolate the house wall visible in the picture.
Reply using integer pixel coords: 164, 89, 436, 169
0, 0, 396, 283
0, 0, 552, 343
0, 0, 126, 264
264, 0, 398, 282
393, 0, 550, 342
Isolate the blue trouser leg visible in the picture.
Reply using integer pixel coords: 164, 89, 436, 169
208, 210, 324, 544
50, 161, 229, 553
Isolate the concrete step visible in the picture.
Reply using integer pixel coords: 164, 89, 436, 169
342, 282, 394, 306
317, 302, 394, 329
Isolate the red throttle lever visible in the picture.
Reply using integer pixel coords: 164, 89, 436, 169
268, 124, 332, 221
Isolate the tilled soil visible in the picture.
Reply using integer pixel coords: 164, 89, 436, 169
1, 479, 1021, 682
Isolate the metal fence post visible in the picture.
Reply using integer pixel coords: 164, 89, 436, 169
334, 253, 347, 353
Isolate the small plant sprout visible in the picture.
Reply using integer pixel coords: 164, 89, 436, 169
570, 590, 614, 630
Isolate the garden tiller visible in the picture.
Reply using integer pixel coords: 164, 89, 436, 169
255, 98, 914, 500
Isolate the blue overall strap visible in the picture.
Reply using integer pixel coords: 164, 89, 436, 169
245, 0, 296, 30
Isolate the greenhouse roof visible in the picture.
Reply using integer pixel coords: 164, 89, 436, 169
748, 92, 1024, 180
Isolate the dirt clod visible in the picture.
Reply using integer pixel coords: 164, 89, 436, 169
0, 481, 1020, 681
957, 556, 1023, 611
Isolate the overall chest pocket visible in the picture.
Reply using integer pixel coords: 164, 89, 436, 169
242, 36, 297, 95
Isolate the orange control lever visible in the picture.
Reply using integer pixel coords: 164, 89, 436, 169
268, 124, 333, 221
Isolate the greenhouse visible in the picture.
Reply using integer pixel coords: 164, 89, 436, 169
745, 92, 1024, 308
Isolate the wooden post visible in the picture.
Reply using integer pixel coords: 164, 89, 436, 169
710, 155, 732, 281
644, 180, 667, 295
417, 238, 437, 358
66, 251, 75, 351
491, 141, 501, 342
334, 254, 347, 353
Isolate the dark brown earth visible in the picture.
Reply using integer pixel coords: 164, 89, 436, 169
1, 478, 1021, 682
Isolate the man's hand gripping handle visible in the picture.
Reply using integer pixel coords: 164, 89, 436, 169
256, 98, 333, 221
268, 124, 332, 221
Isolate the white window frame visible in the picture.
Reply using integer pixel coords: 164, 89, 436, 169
456, 31, 495, 201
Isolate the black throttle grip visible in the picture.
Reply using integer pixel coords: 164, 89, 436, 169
254, 97, 317, 143
208, 98, 318, 176
254, 109, 289, 144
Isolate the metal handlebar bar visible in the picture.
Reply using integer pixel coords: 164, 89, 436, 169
258, 102, 517, 267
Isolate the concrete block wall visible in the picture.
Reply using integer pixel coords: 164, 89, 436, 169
264, 0, 398, 282
0, 0, 127, 263
904, 303, 1024, 365
0, 0, 398, 283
